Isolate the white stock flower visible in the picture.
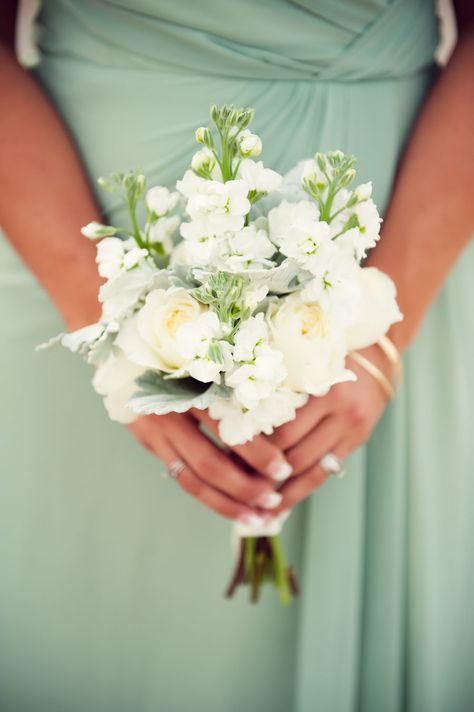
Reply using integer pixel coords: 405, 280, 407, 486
300, 247, 359, 314
268, 200, 334, 275
146, 186, 179, 217
96, 237, 148, 280
345, 267, 403, 351
226, 314, 286, 409
232, 313, 268, 362
209, 388, 308, 446
301, 158, 328, 189
186, 179, 250, 233
175, 311, 233, 383
223, 224, 275, 270
238, 159, 282, 194
169, 239, 191, 266
268, 200, 319, 247
335, 198, 382, 260
179, 219, 224, 265
238, 130, 262, 157
96, 237, 127, 279
115, 288, 206, 372
266, 292, 356, 395
148, 215, 180, 253
92, 352, 144, 424
176, 169, 206, 198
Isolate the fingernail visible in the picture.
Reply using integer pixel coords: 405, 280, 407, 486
268, 460, 293, 482
237, 513, 265, 528
256, 491, 283, 509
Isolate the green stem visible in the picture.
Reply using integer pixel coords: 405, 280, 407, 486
268, 535, 292, 606
127, 198, 146, 249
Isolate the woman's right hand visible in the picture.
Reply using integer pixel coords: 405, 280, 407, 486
128, 412, 291, 524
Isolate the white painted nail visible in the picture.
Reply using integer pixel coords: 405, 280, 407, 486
268, 460, 293, 482
256, 491, 283, 509
237, 513, 265, 528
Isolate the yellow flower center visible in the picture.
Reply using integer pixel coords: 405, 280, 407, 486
299, 304, 327, 338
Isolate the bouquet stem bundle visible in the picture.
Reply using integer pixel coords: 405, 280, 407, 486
226, 534, 298, 605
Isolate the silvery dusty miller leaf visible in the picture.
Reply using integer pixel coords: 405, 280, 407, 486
129, 371, 231, 415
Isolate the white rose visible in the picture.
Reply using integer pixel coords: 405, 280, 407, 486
266, 292, 356, 395
146, 186, 179, 216
238, 159, 282, 193
92, 352, 144, 424
115, 288, 206, 372
345, 267, 403, 351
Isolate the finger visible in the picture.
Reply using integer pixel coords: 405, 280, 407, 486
268, 395, 330, 451
191, 409, 293, 482
147, 430, 264, 524
285, 415, 346, 476
164, 414, 282, 510
274, 440, 353, 514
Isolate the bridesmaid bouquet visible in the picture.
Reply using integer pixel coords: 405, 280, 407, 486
41, 105, 402, 604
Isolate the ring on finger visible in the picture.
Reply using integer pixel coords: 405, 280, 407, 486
319, 453, 346, 479
166, 459, 186, 480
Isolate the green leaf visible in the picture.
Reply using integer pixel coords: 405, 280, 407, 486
130, 371, 231, 416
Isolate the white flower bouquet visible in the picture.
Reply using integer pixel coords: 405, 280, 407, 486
41, 105, 402, 604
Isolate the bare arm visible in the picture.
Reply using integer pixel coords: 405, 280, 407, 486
0, 27, 289, 516
0, 41, 103, 330
366, 13, 474, 350
272, 7, 474, 511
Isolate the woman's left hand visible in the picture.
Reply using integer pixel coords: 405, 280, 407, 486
268, 344, 396, 514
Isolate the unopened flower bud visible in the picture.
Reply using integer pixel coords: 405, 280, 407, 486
195, 127, 207, 143
354, 181, 372, 202
81, 221, 118, 239
191, 147, 216, 174
238, 130, 262, 157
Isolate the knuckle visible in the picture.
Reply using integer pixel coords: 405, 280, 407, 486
348, 402, 367, 427
179, 470, 202, 498
308, 465, 325, 487
194, 453, 220, 480
287, 447, 309, 475
271, 426, 293, 451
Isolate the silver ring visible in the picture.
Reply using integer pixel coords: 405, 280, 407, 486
166, 459, 186, 480
319, 453, 345, 479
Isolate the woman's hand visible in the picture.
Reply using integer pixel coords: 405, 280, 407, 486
128, 410, 291, 524
268, 344, 395, 513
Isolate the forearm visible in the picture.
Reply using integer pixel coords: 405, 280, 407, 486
0, 43, 103, 329
366, 26, 474, 351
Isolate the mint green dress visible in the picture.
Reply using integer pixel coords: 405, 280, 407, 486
1, 1, 473, 711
